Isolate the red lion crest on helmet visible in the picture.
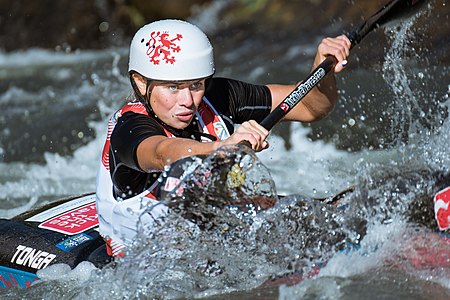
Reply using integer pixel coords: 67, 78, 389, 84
146, 31, 183, 65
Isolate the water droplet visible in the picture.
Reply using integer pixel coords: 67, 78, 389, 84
99, 21, 109, 32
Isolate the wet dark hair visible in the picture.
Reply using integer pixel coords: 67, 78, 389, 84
129, 72, 149, 103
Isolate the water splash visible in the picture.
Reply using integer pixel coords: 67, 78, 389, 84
279, 3, 450, 298
381, 3, 446, 147
68, 145, 365, 299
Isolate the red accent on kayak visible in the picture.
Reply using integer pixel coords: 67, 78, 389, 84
434, 187, 450, 231
38, 202, 98, 235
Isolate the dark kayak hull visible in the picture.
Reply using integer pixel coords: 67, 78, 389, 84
0, 194, 111, 289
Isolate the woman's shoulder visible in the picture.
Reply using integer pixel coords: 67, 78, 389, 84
113, 111, 165, 137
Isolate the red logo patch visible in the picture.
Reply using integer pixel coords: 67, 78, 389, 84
38, 203, 98, 235
146, 31, 183, 65
434, 187, 450, 231
280, 103, 289, 112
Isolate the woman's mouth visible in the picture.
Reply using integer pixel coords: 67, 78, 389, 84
175, 111, 194, 122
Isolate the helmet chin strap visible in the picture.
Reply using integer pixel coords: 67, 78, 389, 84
129, 75, 217, 142
129, 74, 167, 126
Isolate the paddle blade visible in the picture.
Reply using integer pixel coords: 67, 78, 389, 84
348, 0, 427, 47
384, 0, 427, 22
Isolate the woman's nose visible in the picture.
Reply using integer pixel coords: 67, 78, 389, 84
178, 88, 194, 106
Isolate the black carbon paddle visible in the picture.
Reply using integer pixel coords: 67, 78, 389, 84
260, 0, 426, 131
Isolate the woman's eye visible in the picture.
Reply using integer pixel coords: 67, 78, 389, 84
168, 85, 177, 91
190, 82, 202, 90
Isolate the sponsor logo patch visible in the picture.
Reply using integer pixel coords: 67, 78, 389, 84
213, 122, 228, 141
38, 202, 98, 235
280, 103, 289, 112
55, 233, 93, 252
11, 245, 56, 270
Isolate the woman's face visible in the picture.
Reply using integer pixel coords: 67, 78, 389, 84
148, 79, 206, 129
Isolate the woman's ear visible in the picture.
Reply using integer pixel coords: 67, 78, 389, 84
132, 73, 148, 96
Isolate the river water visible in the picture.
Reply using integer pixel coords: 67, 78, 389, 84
1, 1, 449, 299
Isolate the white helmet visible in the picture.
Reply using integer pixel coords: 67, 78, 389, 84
128, 19, 215, 81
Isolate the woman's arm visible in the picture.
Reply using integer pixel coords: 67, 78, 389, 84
267, 35, 351, 122
137, 120, 269, 171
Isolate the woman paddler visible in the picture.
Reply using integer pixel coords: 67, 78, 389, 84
96, 19, 350, 257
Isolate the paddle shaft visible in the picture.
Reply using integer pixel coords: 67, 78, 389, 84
260, 0, 421, 131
